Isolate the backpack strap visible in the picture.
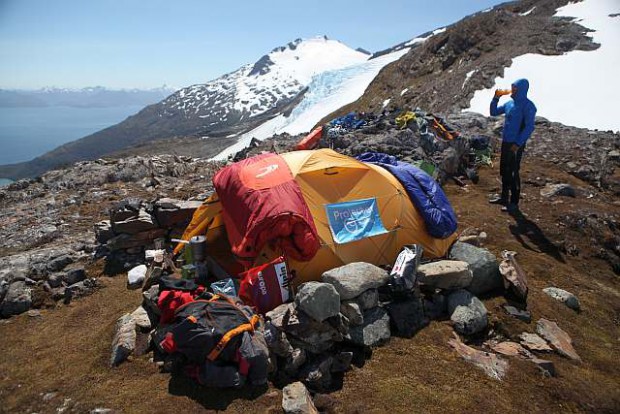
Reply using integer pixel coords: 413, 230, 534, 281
207, 315, 260, 361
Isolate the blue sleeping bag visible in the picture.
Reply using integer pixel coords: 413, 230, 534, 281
356, 152, 457, 239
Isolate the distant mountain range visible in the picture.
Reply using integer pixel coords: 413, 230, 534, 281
0, 86, 176, 108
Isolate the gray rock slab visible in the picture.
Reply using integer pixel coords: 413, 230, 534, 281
519, 332, 553, 352
0, 281, 32, 317
355, 288, 379, 310
295, 282, 340, 322
340, 301, 363, 325
543, 287, 581, 311
418, 260, 473, 290
112, 209, 158, 235
321, 262, 389, 300
282, 381, 318, 414
131, 305, 152, 331
386, 296, 429, 338
540, 183, 576, 198
449, 242, 502, 295
110, 314, 136, 366
536, 318, 581, 362
347, 307, 391, 347
447, 289, 488, 335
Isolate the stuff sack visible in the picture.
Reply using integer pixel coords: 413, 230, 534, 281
389, 245, 423, 293
238, 256, 291, 314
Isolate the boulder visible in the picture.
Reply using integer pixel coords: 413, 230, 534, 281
266, 303, 342, 353
347, 307, 391, 347
502, 305, 531, 323
424, 293, 448, 320
0, 281, 32, 317
106, 229, 167, 251
111, 209, 157, 235
301, 355, 334, 392
355, 288, 379, 310
127, 265, 147, 289
295, 282, 340, 322
340, 301, 363, 325
540, 183, 576, 198
386, 296, 429, 338
448, 333, 508, 380
284, 348, 307, 376
321, 262, 389, 300
542, 287, 581, 311
94, 220, 114, 244
447, 289, 488, 335
131, 306, 152, 331
536, 318, 581, 362
66, 278, 98, 299
519, 332, 552, 352
153, 198, 202, 229
47, 254, 74, 272
448, 242, 502, 295
110, 314, 136, 366
418, 260, 473, 290
142, 285, 160, 316
282, 382, 318, 414
65, 267, 86, 285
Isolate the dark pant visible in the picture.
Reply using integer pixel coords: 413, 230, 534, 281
499, 141, 525, 205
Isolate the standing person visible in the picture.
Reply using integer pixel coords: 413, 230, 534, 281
488, 78, 537, 212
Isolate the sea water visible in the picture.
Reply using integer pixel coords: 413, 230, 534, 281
0, 105, 144, 166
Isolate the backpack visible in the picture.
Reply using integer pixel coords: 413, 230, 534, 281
158, 293, 269, 387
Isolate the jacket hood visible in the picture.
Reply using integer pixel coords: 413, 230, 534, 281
512, 78, 529, 101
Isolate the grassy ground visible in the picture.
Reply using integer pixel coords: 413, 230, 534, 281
1, 158, 619, 413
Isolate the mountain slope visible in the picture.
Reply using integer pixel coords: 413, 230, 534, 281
0, 37, 368, 179
320, 0, 602, 122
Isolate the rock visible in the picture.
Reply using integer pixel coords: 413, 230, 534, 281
536, 318, 581, 361
348, 307, 391, 347
503, 305, 531, 323
531, 357, 556, 377
448, 242, 502, 295
110, 314, 136, 366
66, 278, 98, 298
542, 287, 581, 311
267, 303, 342, 353
94, 220, 114, 244
386, 296, 429, 338
331, 351, 353, 373
0, 281, 32, 317
284, 348, 307, 376
424, 293, 448, 320
65, 268, 86, 285
418, 260, 473, 290
295, 282, 341, 322
355, 288, 379, 310
490, 341, 531, 358
321, 262, 389, 300
127, 265, 147, 289
447, 289, 488, 335
47, 254, 74, 272
106, 229, 167, 251
540, 183, 576, 198
340, 301, 363, 325
153, 198, 202, 228
448, 333, 508, 380
520, 332, 553, 352
131, 306, 151, 331
282, 381, 318, 414
47, 273, 64, 288
301, 355, 334, 391
27, 309, 42, 318
112, 209, 157, 235
142, 285, 160, 316
90, 409, 114, 414
264, 321, 294, 358
499, 251, 528, 301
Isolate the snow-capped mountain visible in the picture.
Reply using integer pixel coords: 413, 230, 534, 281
160, 37, 369, 126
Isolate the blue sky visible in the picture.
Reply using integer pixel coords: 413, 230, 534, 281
0, 0, 504, 90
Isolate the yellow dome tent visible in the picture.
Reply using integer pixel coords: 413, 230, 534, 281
176, 149, 456, 285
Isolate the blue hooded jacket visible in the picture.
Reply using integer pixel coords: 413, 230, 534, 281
490, 78, 537, 147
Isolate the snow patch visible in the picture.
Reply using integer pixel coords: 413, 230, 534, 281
382, 99, 391, 108
465, 0, 620, 132
520, 6, 536, 16
400, 88, 409, 96
462, 70, 476, 89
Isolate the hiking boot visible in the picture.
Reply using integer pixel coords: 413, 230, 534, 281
489, 195, 507, 205
501, 203, 519, 213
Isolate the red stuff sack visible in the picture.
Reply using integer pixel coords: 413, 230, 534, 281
238, 256, 291, 314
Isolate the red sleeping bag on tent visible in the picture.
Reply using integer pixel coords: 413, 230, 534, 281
213, 153, 320, 265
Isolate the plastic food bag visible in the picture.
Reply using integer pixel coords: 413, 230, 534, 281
211, 278, 238, 297
389, 245, 423, 293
